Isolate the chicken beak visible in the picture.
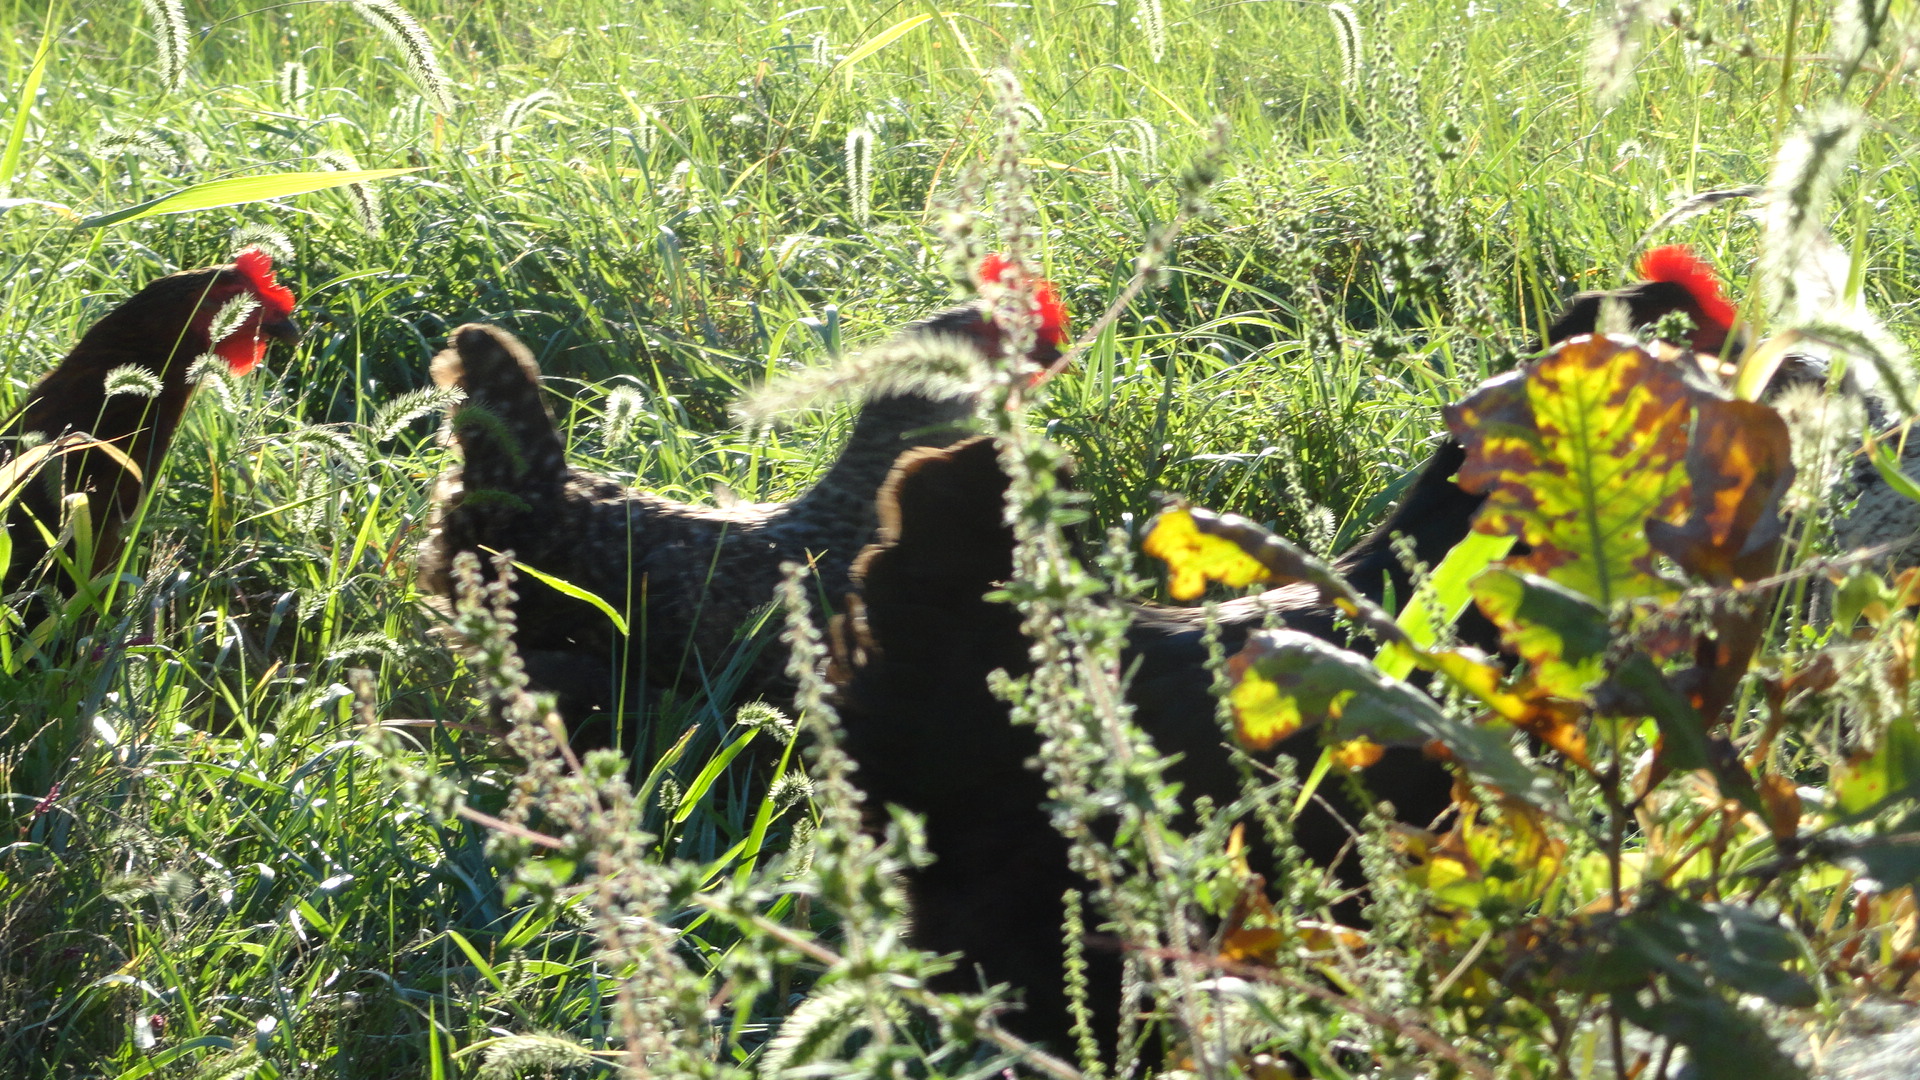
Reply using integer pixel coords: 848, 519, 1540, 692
262, 316, 301, 344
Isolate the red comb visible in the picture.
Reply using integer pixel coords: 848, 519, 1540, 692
235, 247, 296, 317
975, 253, 1070, 346
1637, 245, 1735, 336
213, 248, 297, 375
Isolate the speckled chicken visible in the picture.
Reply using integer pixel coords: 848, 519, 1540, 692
416, 260, 1070, 715
3, 249, 298, 594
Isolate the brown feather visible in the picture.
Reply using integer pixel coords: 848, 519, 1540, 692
3, 261, 296, 594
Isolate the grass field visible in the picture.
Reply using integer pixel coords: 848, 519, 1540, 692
1, 0, 1917, 1077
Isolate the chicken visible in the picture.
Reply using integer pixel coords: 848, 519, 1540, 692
1547, 244, 1739, 354
2, 249, 298, 595
831, 435, 1460, 1050
823, 246, 1745, 1051
416, 258, 1070, 722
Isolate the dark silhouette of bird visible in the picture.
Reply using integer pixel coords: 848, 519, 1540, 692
823, 245, 1746, 1052
1547, 244, 1738, 354
3, 249, 298, 595
416, 258, 1070, 721
830, 435, 1461, 1051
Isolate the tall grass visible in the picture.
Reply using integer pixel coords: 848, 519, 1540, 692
0, 0, 1914, 1077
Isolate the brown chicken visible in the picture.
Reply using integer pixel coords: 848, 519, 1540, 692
3, 249, 298, 595
824, 247, 1747, 1052
416, 258, 1070, 723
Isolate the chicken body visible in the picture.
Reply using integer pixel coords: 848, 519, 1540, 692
417, 289, 1067, 719
3, 251, 296, 594
831, 436, 1464, 1049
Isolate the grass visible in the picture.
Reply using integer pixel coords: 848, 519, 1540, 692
0, 0, 1917, 1077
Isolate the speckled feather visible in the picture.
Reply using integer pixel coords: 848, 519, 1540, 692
416, 315, 1033, 710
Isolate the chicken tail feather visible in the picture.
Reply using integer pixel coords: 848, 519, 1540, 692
431, 324, 567, 499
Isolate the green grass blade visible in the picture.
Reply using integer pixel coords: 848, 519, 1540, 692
487, 550, 631, 636
836, 14, 935, 86
673, 727, 760, 824
0, 21, 53, 197
811, 13, 937, 131
78, 168, 423, 229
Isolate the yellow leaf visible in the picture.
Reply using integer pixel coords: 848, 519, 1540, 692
1141, 504, 1273, 601
1448, 336, 1696, 606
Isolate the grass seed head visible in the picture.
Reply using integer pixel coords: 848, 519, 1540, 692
1761, 104, 1864, 324
1139, 0, 1168, 63
351, 0, 456, 113
1328, 3, 1363, 89
845, 125, 876, 228
230, 224, 295, 264
92, 129, 180, 167
279, 60, 310, 112
314, 149, 385, 236
102, 364, 163, 400
140, 0, 189, 94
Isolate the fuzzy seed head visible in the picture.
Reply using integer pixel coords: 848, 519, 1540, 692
1588, 0, 1650, 107
315, 148, 384, 236
102, 364, 164, 400
1137, 0, 1168, 62
141, 0, 189, 94
1761, 104, 1863, 324
1328, 3, 1363, 89
93, 129, 180, 167
279, 61, 310, 112
844, 126, 876, 228
232, 224, 296, 264
495, 89, 560, 156
351, 0, 456, 114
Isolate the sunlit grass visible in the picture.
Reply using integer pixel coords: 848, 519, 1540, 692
0, 0, 1911, 1076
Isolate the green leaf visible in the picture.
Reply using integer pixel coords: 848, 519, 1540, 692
1577, 896, 1815, 1075
1832, 567, 1899, 630
1593, 897, 1814, 1007
1608, 654, 1711, 772
1377, 529, 1515, 681
1606, 654, 1762, 812
1227, 629, 1560, 808
78, 167, 423, 229
1615, 986, 1806, 1080
1469, 568, 1609, 699
1833, 717, 1920, 816
1869, 437, 1920, 506
1447, 336, 1698, 605
1813, 818, 1920, 890
1662, 902, 1815, 1007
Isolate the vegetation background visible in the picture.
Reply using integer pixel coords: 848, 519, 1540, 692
0, 0, 1913, 1077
